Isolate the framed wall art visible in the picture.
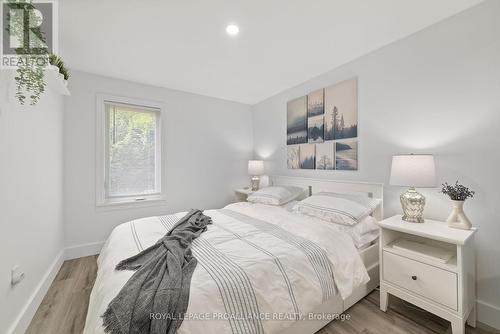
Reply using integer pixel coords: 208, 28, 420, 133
286, 78, 358, 170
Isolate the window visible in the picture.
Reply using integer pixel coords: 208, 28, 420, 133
96, 95, 163, 206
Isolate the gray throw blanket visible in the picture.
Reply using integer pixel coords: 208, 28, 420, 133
102, 209, 212, 334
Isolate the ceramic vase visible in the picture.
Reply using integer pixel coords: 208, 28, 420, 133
446, 200, 472, 230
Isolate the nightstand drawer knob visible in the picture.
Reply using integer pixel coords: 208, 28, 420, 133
411, 275, 417, 281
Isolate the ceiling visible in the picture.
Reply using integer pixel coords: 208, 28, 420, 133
59, 0, 484, 104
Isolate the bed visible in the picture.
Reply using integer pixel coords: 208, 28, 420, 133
83, 176, 383, 334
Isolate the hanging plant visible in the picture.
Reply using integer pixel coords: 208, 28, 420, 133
14, 57, 47, 105
7, 0, 48, 105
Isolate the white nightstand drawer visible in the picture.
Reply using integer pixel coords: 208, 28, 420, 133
383, 251, 458, 310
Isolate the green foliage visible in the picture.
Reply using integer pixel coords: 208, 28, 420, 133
441, 181, 475, 201
14, 60, 46, 105
108, 108, 157, 195
49, 54, 70, 80
7, 0, 48, 105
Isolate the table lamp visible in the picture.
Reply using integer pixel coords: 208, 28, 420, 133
248, 160, 264, 191
390, 154, 436, 223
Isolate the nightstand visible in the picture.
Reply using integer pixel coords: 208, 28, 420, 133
378, 215, 477, 334
234, 188, 254, 202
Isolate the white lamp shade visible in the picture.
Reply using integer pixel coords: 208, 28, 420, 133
248, 160, 264, 175
390, 154, 436, 187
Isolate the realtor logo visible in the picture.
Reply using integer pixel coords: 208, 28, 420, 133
1, 0, 57, 68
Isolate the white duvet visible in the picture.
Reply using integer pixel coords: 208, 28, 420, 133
84, 202, 369, 334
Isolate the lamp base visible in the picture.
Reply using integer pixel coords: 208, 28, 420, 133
251, 176, 260, 191
400, 187, 426, 223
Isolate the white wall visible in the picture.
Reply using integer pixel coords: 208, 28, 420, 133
63, 71, 253, 250
252, 0, 500, 328
0, 73, 64, 333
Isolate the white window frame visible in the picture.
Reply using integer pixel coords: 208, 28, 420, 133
95, 94, 165, 207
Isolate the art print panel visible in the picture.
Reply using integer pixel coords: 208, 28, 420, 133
299, 144, 315, 169
315, 142, 334, 170
307, 89, 324, 117
335, 140, 358, 170
307, 115, 324, 143
287, 96, 307, 145
324, 78, 357, 141
287, 145, 300, 169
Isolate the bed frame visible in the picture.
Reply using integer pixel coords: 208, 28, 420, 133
269, 176, 383, 333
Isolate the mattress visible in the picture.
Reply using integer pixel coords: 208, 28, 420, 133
83, 202, 371, 334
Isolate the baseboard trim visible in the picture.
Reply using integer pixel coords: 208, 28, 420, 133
477, 299, 500, 330
7, 250, 65, 334
7, 242, 104, 334
64, 241, 104, 260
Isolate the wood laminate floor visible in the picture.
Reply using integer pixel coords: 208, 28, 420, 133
27, 256, 499, 334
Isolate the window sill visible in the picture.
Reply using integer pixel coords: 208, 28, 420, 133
96, 196, 167, 211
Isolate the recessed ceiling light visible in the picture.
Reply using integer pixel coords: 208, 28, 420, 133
225, 24, 239, 36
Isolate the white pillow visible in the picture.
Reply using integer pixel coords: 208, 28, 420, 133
327, 215, 379, 248
316, 192, 382, 212
248, 186, 304, 206
292, 192, 381, 226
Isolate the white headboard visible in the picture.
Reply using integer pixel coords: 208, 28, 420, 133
269, 175, 384, 221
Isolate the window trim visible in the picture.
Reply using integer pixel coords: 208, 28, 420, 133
95, 94, 165, 207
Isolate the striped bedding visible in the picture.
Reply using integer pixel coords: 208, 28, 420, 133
83, 202, 369, 334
